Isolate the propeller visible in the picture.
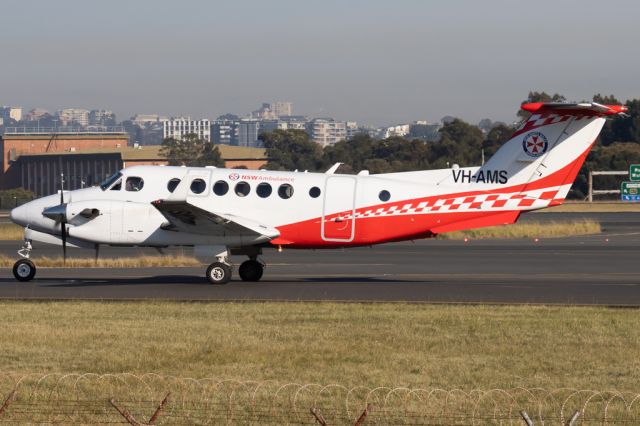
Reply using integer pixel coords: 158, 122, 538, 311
59, 173, 67, 264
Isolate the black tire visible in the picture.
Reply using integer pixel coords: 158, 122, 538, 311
238, 260, 264, 282
206, 262, 231, 285
13, 259, 36, 282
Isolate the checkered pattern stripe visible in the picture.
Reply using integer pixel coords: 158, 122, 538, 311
338, 186, 565, 220
514, 113, 593, 138
515, 113, 571, 132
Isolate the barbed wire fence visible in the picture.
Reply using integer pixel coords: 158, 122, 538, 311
1, 373, 639, 424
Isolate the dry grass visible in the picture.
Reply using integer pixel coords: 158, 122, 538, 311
0, 301, 638, 391
0, 222, 24, 240
0, 255, 200, 268
539, 202, 640, 212
438, 219, 601, 239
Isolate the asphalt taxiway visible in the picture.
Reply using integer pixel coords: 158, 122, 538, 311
0, 211, 638, 305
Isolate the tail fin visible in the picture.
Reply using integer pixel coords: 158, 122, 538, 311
480, 102, 627, 206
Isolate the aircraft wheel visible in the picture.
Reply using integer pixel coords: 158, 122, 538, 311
238, 260, 264, 282
13, 259, 36, 282
206, 262, 231, 285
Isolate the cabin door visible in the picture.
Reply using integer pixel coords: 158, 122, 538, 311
322, 176, 357, 242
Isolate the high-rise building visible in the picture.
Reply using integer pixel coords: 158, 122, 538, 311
57, 108, 90, 127
250, 101, 293, 120
308, 118, 347, 146
235, 120, 260, 147
25, 108, 51, 121
132, 114, 169, 126
1, 106, 23, 123
211, 119, 237, 145
271, 101, 292, 118
163, 117, 211, 141
89, 110, 116, 126
346, 121, 359, 139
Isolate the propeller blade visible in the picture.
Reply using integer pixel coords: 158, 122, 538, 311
61, 220, 67, 264
59, 172, 67, 264
60, 173, 64, 204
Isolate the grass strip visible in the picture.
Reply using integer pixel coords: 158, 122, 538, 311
0, 301, 638, 390
0, 223, 24, 240
0, 255, 200, 268
438, 219, 600, 239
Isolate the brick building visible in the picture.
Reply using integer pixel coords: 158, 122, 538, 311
0, 129, 128, 190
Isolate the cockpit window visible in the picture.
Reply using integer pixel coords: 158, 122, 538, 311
100, 172, 122, 191
125, 176, 144, 192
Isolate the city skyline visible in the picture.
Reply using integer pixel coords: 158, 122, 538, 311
1, 0, 639, 126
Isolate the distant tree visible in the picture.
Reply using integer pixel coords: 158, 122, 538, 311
593, 93, 621, 105
482, 123, 514, 159
160, 133, 224, 167
573, 142, 640, 199
594, 94, 623, 146
260, 129, 324, 171
430, 119, 484, 167
517, 91, 566, 118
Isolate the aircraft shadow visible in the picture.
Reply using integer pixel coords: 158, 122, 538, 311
0, 275, 425, 287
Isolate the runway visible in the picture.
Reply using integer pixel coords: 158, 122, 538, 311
0, 211, 638, 305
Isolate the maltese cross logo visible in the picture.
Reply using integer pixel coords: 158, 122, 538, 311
522, 132, 548, 157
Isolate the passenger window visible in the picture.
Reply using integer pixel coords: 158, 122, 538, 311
167, 178, 181, 193
125, 177, 144, 192
309, 186, 321, 198
213, 180, 229, 196
256, 182, 272, 198
278, 183, 294, 199
379, 190, 391, 202
190, 178, 206, 194
235, 181, 250, 197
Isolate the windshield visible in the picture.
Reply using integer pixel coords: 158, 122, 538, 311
99, 172, 123, 191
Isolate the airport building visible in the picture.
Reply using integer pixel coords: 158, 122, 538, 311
0, 127, 129, 192
3, 134, 268, 196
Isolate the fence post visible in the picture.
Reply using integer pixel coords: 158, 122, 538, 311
0, 389, 17, 417
147, 392, 170, 425
566, 410, 580, 426
520, 410, 534, 426
354, 403, 373, 426
310, 407, 328, 426
109, 393, 170, 426
588, 171, 593, 202
109, 399, 142, 426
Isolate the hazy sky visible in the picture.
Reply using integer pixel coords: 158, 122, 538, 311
1, 0, 638, 126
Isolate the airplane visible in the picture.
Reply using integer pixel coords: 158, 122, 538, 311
9, 101, 627, 284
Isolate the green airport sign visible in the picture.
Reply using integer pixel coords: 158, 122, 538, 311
621, 181, 640, 201
630, 164, 640, 181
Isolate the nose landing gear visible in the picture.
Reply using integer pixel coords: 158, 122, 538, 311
13, 239, 36, 282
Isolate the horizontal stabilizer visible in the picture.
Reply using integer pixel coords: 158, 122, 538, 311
521, 102, 627, 117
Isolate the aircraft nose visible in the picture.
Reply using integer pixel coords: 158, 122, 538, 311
10, 203, 31, 227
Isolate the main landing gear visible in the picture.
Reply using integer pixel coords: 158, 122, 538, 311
203, 247, 265, 285
13, 239, 36, 282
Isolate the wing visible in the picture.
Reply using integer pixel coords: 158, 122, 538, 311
151, 199, 280, 242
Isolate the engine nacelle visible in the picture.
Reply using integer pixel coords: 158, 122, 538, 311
67, 200, 164, 245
